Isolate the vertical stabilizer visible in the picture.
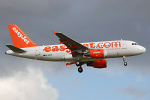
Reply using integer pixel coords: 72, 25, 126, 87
7, 24, 38, 48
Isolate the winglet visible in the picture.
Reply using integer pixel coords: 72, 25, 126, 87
65, 62, 75, 66
65, 62, 68, 66
52, 30, 57, 35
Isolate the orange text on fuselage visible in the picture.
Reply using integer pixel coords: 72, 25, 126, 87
44, 41, 121, 53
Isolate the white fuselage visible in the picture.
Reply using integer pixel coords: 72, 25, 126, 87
5, 40, 146, 62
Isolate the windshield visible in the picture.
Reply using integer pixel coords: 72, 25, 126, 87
132, 43, 138, 45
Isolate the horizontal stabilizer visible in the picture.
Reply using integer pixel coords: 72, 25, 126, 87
6, 45, 26, 53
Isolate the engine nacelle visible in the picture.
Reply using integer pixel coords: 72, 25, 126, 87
84, 49, 106, 58
87, 59, 107, 68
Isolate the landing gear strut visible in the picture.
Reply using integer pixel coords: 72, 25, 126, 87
76, 60, 83, 73
123, 56, 127, 66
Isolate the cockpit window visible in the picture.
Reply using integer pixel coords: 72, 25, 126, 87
132, 43, 138, 45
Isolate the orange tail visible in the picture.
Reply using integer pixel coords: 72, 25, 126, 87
7, 24, 38, 48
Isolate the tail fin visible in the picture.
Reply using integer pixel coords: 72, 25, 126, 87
7, 24, 38, 48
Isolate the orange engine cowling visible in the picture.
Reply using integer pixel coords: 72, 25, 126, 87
87, 59, 107, 68
84, 49, 105, 58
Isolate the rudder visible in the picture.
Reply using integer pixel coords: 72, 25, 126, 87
7, 24, 38, 48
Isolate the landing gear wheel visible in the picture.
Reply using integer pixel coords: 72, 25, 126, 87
76, 61, 80, 66
123, 56, 127, 66
124, 62, 127, 66
78, 67, 83, 73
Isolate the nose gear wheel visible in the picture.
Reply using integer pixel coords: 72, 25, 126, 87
123, 56, 127, 66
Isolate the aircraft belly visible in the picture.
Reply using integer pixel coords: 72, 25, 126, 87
105, 49, 122, 58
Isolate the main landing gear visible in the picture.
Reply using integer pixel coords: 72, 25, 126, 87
123, 56, 127, 66
78, 67, 83, 73
76, 60, 83, 73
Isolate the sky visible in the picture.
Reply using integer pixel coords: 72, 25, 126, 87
0, 0, 150, 100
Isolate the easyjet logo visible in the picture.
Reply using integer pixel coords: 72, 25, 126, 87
84, 41, 121, 49
44, 45, 71, 53
44, 41, 121, 53
12, 27, 30, 44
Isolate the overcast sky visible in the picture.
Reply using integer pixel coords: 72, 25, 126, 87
0, 0, 150, 100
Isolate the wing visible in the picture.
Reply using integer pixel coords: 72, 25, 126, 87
53, 31, 89, 57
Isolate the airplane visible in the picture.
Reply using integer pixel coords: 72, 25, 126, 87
5, 24, 146, 73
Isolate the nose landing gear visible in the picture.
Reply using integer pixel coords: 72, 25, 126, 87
123, 56, 127, 66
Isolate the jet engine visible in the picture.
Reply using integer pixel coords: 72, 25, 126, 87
87, 59, 107, 68
84, 49, 107, 58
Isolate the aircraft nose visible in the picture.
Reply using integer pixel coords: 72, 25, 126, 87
143, 47, 146, 53
138, 46, 146, 54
